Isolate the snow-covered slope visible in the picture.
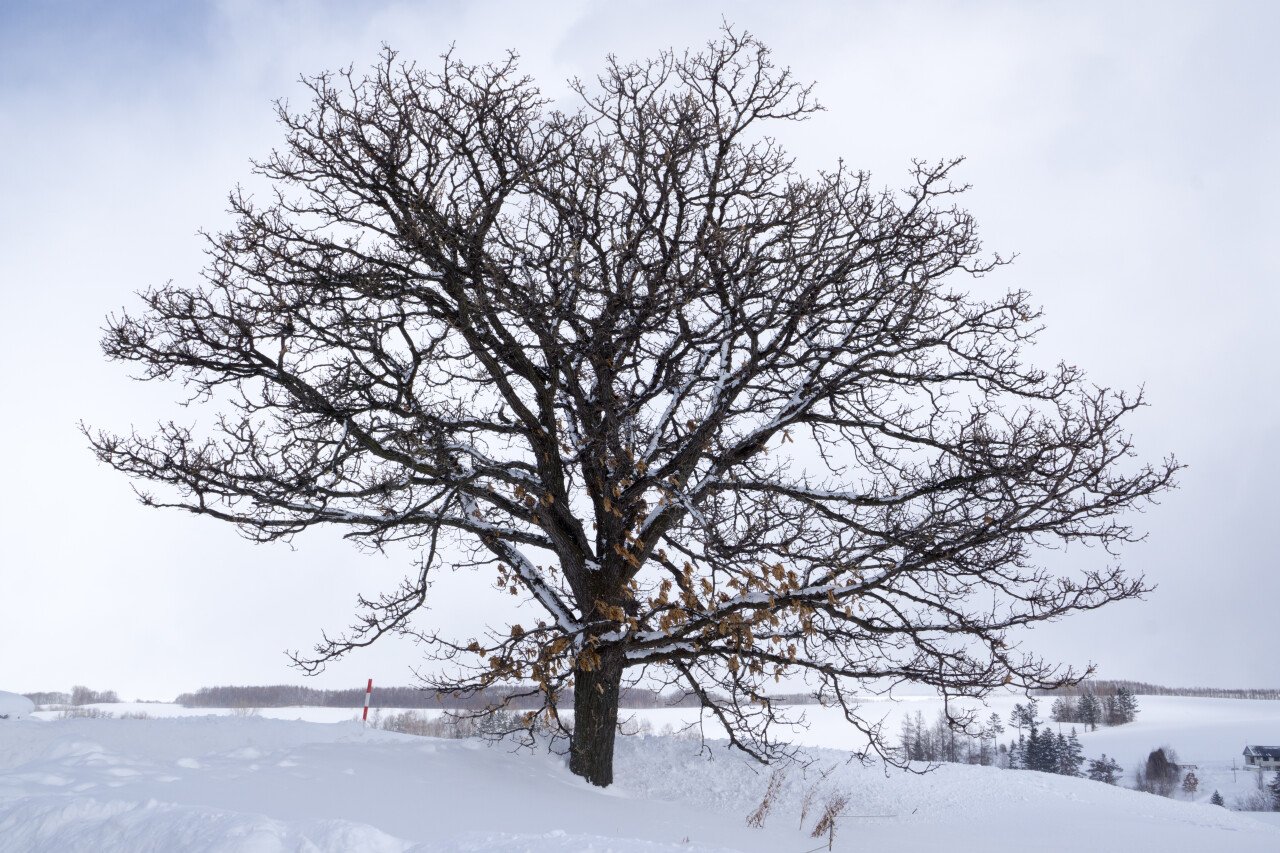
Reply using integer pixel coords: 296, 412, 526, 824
2, 715, 1277, 852
628, 693, 1280, 806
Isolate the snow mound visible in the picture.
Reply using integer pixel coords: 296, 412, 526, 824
0, 693, 35, 721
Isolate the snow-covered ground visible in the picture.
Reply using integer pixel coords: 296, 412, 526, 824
621, 694, 1280, 809
4, 696, 1280, 852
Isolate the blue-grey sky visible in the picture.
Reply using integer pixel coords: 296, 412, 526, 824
2, 0, 1277, 699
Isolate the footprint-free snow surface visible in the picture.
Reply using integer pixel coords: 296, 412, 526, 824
1, 715, 1277, 852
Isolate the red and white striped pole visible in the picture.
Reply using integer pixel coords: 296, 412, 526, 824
362, 678, 373, 724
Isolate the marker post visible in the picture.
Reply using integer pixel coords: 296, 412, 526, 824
362, 679, 373, 725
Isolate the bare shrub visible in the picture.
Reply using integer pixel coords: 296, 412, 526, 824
59, 706, 114, 719
657, 722, 701, 741
1234, 789, 1274, 812
618, 716, 654, 737
229, 706, 261, 717
378, 709, 524, 739
745, 768, 787, 828
798, 782, 820, 830
810, 790, 851, 850
118, 711, 153, 720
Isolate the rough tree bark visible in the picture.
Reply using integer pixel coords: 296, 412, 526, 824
569, 648, 625, 786
87, 29, 1177, 787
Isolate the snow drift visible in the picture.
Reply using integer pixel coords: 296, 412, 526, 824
0, 693, 34, 721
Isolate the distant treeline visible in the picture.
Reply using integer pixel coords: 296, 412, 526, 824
174, 684, 817, 710
22, 687, 120, 706
1035, 680, 1280, 701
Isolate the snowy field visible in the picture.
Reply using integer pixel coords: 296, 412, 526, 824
621, 694, 1280, 809
2, 695, 1279, 851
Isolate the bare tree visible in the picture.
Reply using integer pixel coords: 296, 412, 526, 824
87, 30, 1177, 787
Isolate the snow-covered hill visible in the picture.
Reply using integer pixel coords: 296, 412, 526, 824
2, 713, 1278, 852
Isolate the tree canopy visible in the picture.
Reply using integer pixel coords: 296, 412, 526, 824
88, 30, 1177, 786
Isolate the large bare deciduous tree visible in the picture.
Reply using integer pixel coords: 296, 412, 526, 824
88, 31, 1176, 787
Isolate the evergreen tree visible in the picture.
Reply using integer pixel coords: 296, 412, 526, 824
1114, 687, 1139, 725
1051, 696, 1078, 723
981, 712, 1005, 767
1269, 771, 1280, 811
1009, 702, 1028, 739
1009, 735, 1026, 770
1053, 732, 1070, 774
1025, 725, 1059, 773
1210, 790, 1224, 806
1086, 754, 1122, 784
1035, 728, 1052, 772
1059, 728, 1085, 776
1078, 692, 1101, 731
1024, 727, 1042, 771
1181, 771, 1199, 796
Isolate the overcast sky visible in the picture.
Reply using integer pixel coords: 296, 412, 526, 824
2, 0, 1277, 700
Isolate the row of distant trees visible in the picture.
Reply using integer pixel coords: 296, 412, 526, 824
23, 687, 119, 706
903, 697, 1279, 812
897, 701, 1090, 778
1049, 687, 1139, 730
899, 697, 1141, 783
1038, 680, 1280, 701
173, 683, 817, 710
898, 710, 1006, 766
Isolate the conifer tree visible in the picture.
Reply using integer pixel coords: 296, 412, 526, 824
1009, 736, 1026, 770
1024, 727, 1042, 771
1025, 725, 1060, 773
1103, 694, 1118, 726
1114, 687, 1139, 724
1269, 771, 1280, 811
1010, 702, 1028, 739
1086, 754, 1122, 784
981, 712, 1005, 767
1052, 731, 1069, 774
1059, 728, 1085, 777
1078, 692, 1101, 731
1210, 790, 1224, 806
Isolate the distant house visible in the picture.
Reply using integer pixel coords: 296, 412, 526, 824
1242, 745, 1280, 769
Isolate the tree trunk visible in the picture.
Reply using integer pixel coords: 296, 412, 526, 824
569, 648, 624, 787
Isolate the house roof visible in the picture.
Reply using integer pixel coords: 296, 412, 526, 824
1243, 745, 1280, 759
